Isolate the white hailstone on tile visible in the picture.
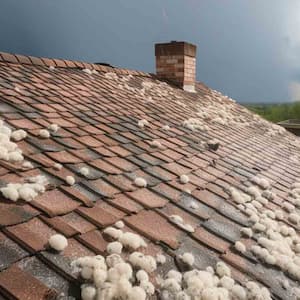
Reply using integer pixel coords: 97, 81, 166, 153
22, 161, 33, 169
162, 124, 170, 131
265, 210, 275, 219
81, 285, 97, 300
140, 280, 155, 295
231, 284, 247, 300
166, 270, 182, 284
107, 241, 123, 254
0, 185, 19, 201
219, 276, 235, 290
169, 215, 183, 224
235, 241, 246, 253
81, 266, 93, 280
8, 151, 24, 162
136, 270, 149, 282
49, 123, 59, 132
229, 187, 250, 204
103, 227, 123, 239
252, 200, 262, 209
11, 129, 27, 141
127, 286, 146, 300
48, 234, 68, 251
114, 220, 124, 229
65, 175, 75, 186
280, 225, 290, 236
156, 254, 166, 264
18, 186, 38, 202
39, 129, 50, 139
283, 202, 295, 213
118, 232, 147, 250
247, 186, 261, 198
149, 140, 162, 148
259, 178, 270, 190
216, 261, 231, 277
256, 196, 268, 205
138, 119, 149, 128
49, 65, 55, 71
0, 146, 9, 161
190, 201, 199, 209
129, 252, 157, 273
180, 174, 189, 184
249, 214, 259, 223
82, 68, 93, 75
93, 269, 107, 287
294, 198, 300, 207
134, 177, 147, 187
79, 167, 89, 177
240, 227, 253, 238
161, 278, 182, 294
274, 209, 284, 220
180, 253, 195, 266
106, 254, 124, 268
169, 215, 195, 233
253, 222, 266, 232
288, 213, 300, 224
53, 163, 62, 170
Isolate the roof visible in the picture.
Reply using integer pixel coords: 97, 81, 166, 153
0, 51, 300, 299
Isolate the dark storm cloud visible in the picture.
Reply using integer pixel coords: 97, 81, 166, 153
0, 0, 299, 103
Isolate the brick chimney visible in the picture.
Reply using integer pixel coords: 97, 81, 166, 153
155, 41, 197, 92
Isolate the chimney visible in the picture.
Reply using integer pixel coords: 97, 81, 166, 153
155, 41, 197, 92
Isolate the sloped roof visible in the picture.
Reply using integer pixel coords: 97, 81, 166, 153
0, 51, 299, 299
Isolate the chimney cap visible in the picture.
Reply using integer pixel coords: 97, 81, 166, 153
155, 41, 196, 57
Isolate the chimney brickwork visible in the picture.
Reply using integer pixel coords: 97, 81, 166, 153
155, 41, 197, 92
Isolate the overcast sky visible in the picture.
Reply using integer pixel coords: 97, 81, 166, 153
1, 0, 300, 103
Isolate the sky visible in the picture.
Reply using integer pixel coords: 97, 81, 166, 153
0, 0, 300, 103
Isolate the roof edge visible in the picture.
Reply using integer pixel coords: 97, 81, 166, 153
0, 51, 152, 77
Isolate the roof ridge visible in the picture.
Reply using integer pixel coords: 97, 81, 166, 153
0, 51, 152, 77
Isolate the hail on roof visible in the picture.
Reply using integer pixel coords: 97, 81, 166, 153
169, 215, 195, 233
228, 176, 300, 285
49, 123, 59, 133
79, 167, 90, 177
134, 177, 147, 188
48, 234, 68, 251
0, 175, 48, 202
11, 129, 27, 142
39, 129, 50, 139
65, 175, 75, 186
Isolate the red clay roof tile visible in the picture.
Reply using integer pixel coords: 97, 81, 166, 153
76, 206, 118, 228
0, 265, 57, 300
0, 203, 39, 226
126, 188, 168, 208
125, 210, 183, 249
31, 189, 80, 217
5, 217, 56, 252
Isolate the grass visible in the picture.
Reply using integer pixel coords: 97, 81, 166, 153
243, 101, 300, 123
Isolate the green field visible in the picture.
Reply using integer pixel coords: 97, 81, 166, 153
244, 102, 300, 123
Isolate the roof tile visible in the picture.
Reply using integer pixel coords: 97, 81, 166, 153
125, 210, 183, 249
77, 230, 108, 254
5, 217, 56, 252
31, 189, 80, 217
76, 206, 118, 228
0, 265, 57, 300
0, 203, 39, 226
0, 232, 29, 271
127, 188, 168, 208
